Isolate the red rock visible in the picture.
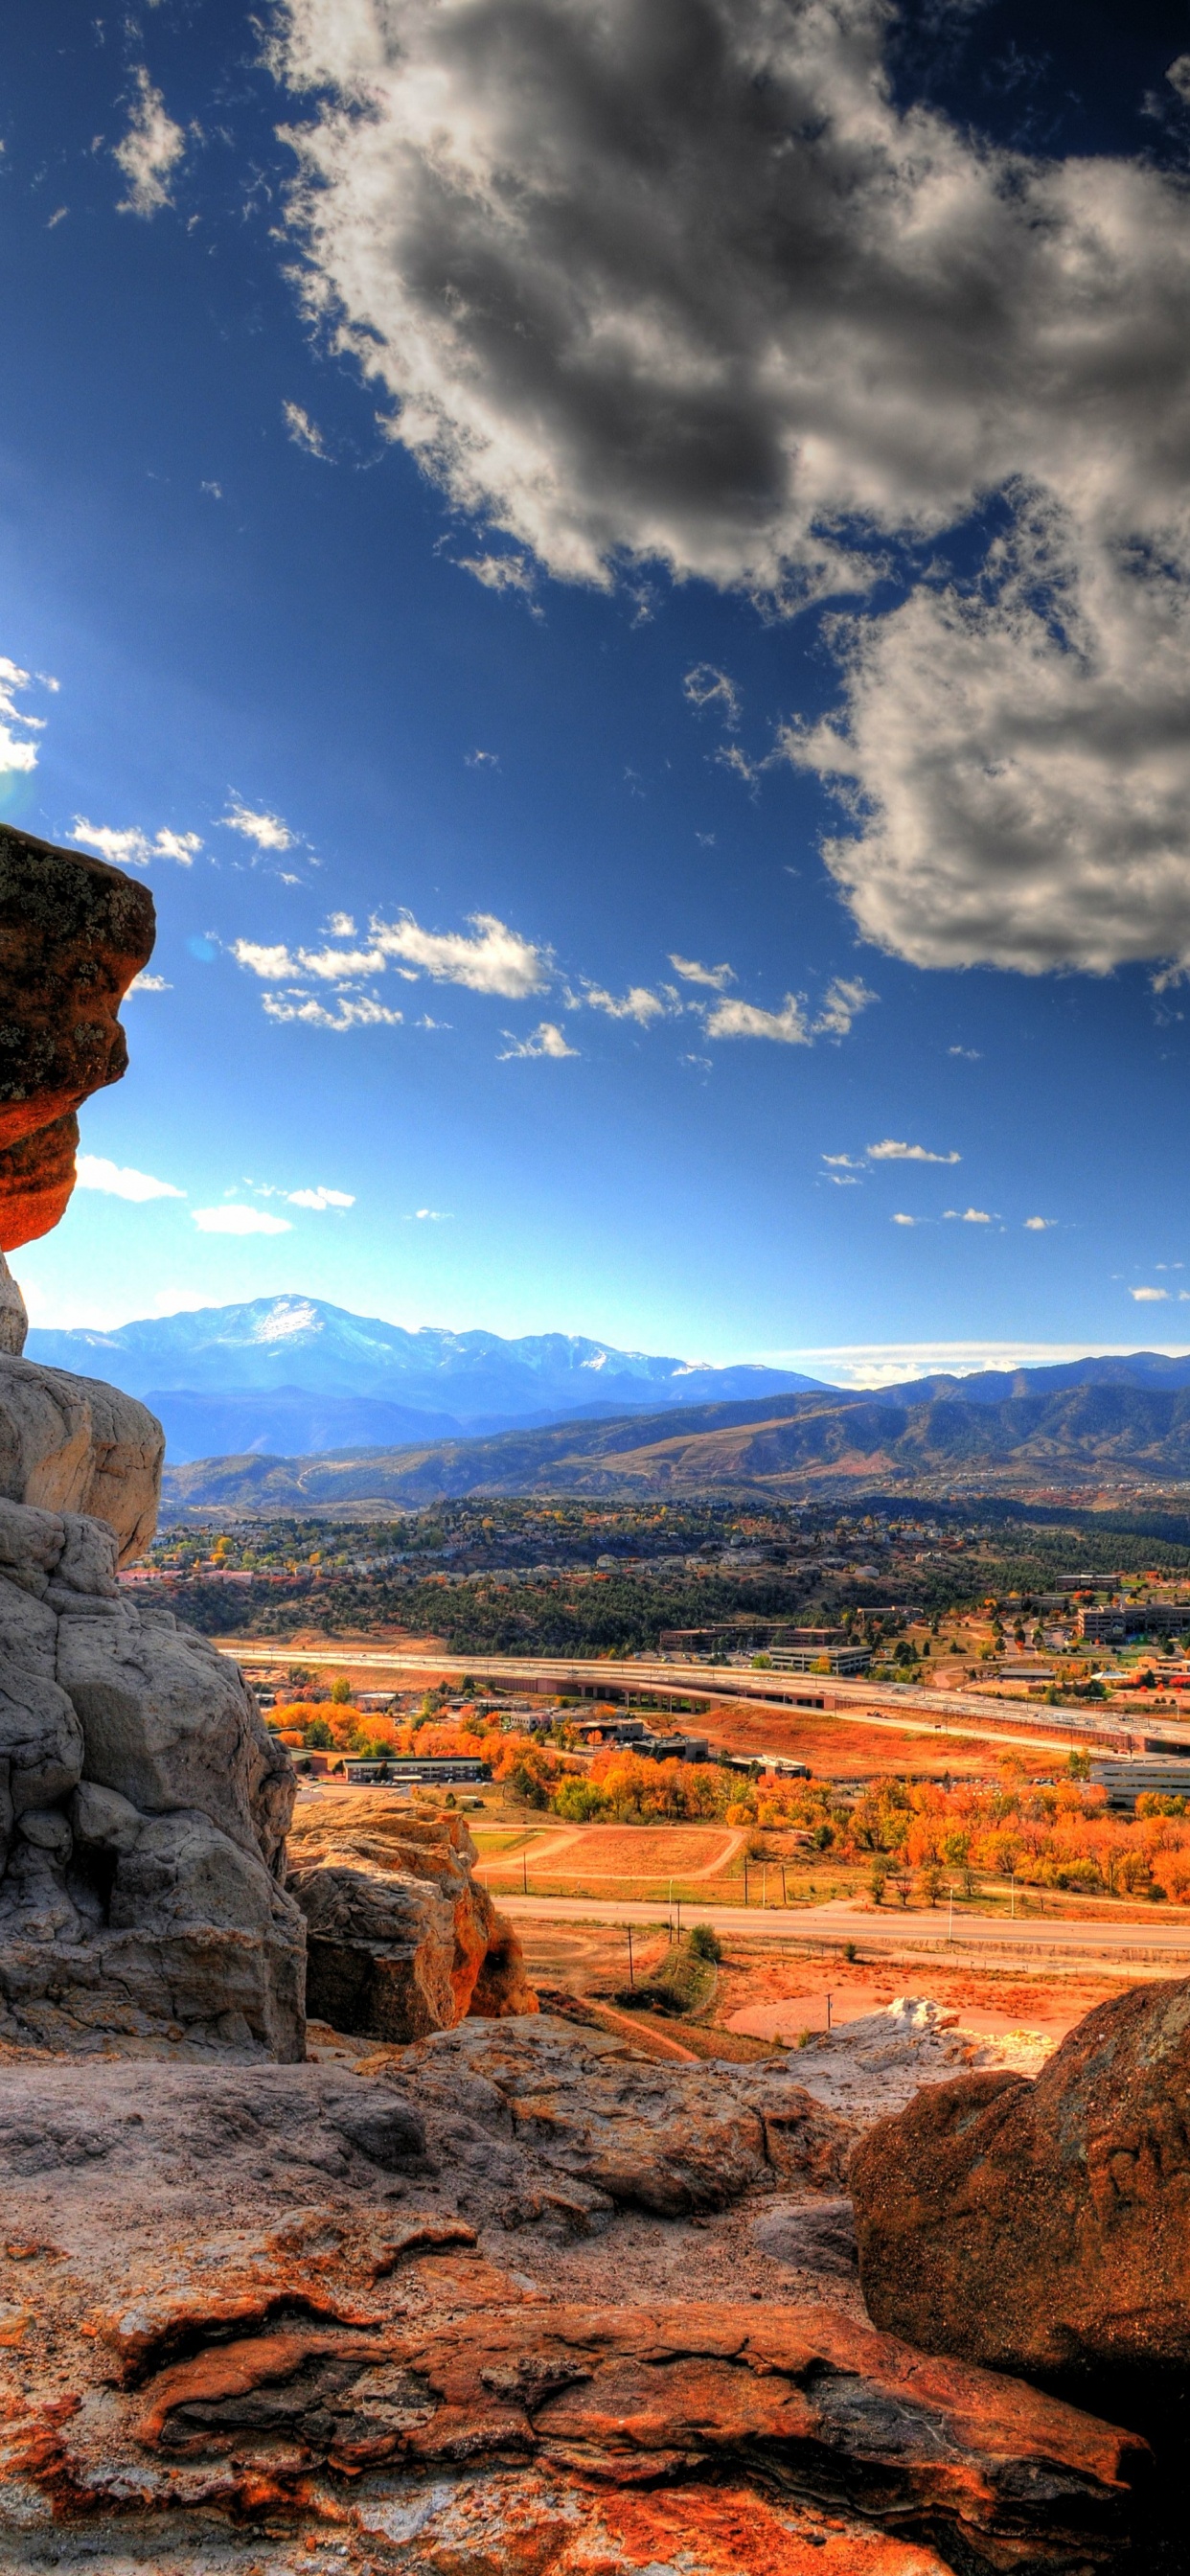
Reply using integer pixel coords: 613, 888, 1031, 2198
851, 1974, 1190, 2380
0, 829, 155, 1249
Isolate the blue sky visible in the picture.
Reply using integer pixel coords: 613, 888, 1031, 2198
7, 0, 1190, 1382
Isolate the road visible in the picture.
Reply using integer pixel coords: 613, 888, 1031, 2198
489, 1889, 1190, 1965
223, 1639, 1167, 1760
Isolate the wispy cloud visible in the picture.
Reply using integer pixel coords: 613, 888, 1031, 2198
284, 1185, 355, 1210
283, 400, 329, 458
70, 817, 201, 868
192, 1206, 292, 1235
126, 972, 172, 995
220, 802, 295, 853
406, 1207, 452, 1220
262, 993, 404, 1030
868, 1138, 961, 1164
813, 978, 878, 1039
669, 954, 735, 991
113, 68, 187, 218
944, 1207, 993, 1223
76, 1155, 185, 1203
498, 1021, 578, 1059
682, 664, 742, 728
581, 982, 671, 1024
456, 552, 535, 594
0, 657, 45, 777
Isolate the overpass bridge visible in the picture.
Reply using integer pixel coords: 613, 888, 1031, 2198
224, 1641, 1178, 1764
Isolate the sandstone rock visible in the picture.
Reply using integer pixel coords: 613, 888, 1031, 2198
751, 2195, 858, 2278
388, 2016, 854, 2216
57, 1599, 292, 1859
0, 1357, 162, 1565
287, 1793, 538, 2040
851, 1974, 1190, 2383
0, 827, 155, 1249
0, 1253, 26, 1357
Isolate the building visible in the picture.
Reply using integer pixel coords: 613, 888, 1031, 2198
1080, 1605, 1190, 1643
342, 1756, 492, 1784
1091, 1760, 1190, 1809
767, 1644, 871, 1676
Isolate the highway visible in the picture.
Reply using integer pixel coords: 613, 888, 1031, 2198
489, 1889, 1190, 1966
224, 1639, 1172, 1761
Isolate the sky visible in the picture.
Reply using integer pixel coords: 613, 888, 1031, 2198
6, 0, 1190, 1384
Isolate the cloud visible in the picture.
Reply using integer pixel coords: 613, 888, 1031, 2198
372, 910, 549, 997
284, 400, 329, 458
669, 954, 735, 992
822, 1154, 864, 1170
220, 802, 295, 852
456, 553, 535, 594
75, 1155, 184, 1203
192, 1206, 293, 1236
284, 1185, 355, 1210
812, 977, 877, 1039
944, 1207, 993, 1223
868, 1139, 960, 1164
113, 68, 187, 218
683, 666, 741, 729
407, 1208, 452, 1220
1132, 1285, 1171, 1302
70, 817, 200, 867
271, 0, 1190, 977
1024, 1216, 1054, 1230
498, 1021, 578, 1059
262, 993, 403, 1030
0, 658, 44, 776
891, 1213, 917, 1227
704, 994, 809, 1045
126, 973, 172, 995
950, 1046, 981, 1061
582, 982, 671, 1024
232, 940, 296, 980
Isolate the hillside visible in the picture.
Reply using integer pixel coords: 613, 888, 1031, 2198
159, 1376, 1190, 1513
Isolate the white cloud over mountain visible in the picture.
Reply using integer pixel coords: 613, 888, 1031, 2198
76, 1156, 185, 1203
272, 0, 1190, 977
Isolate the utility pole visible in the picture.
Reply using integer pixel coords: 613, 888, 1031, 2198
627, 1925, 634, 1987
948, 1880, 954, 1944
781, 1863, 787, 1904
744, 1860, 748, 1906
826, 1992, 833, 2033
522, 1849, 528, 1897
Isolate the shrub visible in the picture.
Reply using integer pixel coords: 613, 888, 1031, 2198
688, 1924, 722, 1962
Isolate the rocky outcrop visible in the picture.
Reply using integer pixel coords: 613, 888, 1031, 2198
369, 2014, 855, 2216
851, 1973, 1190, 2385
287, 1792, 537, 2039
0, 1354, 164, 1565
0, 1494, 304, 2057
0, 827, 155, 1249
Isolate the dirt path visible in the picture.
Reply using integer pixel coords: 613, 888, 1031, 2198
476, 1826, 746, 1883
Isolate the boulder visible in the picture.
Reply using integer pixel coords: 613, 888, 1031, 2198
0, 827, 155, 1249
0, 1250, 26, 1355
0, 1355, 163, 1565
286, 1794, 538, 2039
851, 1974, 1190, 2383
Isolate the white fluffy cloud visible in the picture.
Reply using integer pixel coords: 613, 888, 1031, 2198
670, 954, 735, 992
704, 994, 810, 1046
192, 1206, 293, 1235
70, 818, 200, 868
581, 982, 671, 1025
262, 992, 404, 1030
372, 910, 549, 996
126, 973, 172, 995
0, 657, 44, 777
271, 0, 1190, 976
1132, 1285, 1170, 1302
75, 1155, 185, 1203
113, 68, 187, 218
499, 1021, 578, 1059
944, 1208, 993, 1224
285, 1185, 355, 1209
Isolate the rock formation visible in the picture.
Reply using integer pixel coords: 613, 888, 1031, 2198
851, 1974, 1190, 2388
0, 826, 155, 1248
287, 1792, 538, 2039
0, 2036, 1151, 2572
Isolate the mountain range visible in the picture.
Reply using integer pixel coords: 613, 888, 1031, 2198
158, 1370, 1190, 1516
25, 1296, 826, 1461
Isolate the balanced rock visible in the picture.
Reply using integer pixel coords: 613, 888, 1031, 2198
852, 1974, 1190, 2382
287, 1792, 537, 2040
0, 827, 155, 1249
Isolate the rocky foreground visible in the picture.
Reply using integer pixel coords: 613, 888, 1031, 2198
0, 826, 1179, 2574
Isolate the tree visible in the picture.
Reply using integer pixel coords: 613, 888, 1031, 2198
303, 1716, 334, 1749
869, 1859, 889, 1905
330, 1677, 352, 1705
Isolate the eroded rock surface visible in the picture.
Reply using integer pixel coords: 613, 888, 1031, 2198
0, 1495, 303, 2057
852, 1974, 1190, 2384
0, 1351, 163, 1563
0, 826, 155, 1249
287, 1793, 538, 2039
